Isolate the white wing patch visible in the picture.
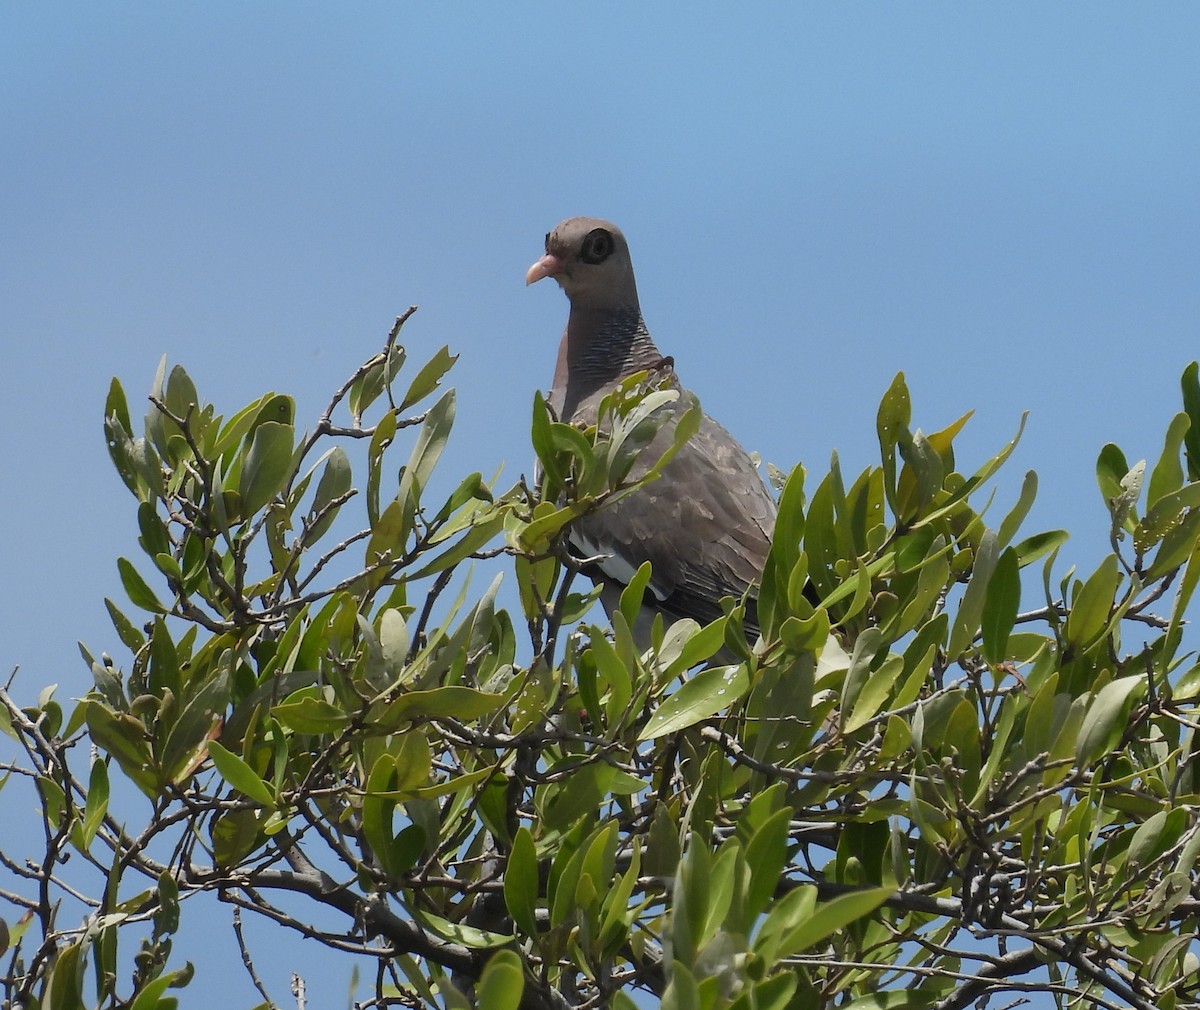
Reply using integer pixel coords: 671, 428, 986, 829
568, 529, 669, 601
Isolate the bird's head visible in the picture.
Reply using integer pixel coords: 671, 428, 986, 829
526, 217, 640, 313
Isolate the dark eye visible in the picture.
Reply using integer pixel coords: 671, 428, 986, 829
544, 231, 551, 252
581, 228, 614, 264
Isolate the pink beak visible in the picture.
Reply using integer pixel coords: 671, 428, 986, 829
525, 253, 565, 286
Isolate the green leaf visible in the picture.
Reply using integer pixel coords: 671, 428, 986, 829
1145, 506, 1200, 581
38, 775, 66, 832
403, 388, 456, 499
1096, 442, 1131, 507
85, 702, 158, 797
619, 562, 654, 632
378, 609, 410, 682
774, 885, 894, 958
159, 666, 231, 785
128, 970, 181, 1010
155, 867, 181, 935
982, 546, 1020, 663
1076, 675, 1144, 766
143, 354, 170, 444
371, 390, 456, 579
362, 757, 427, 876
247, 393, 295, 433
671, 837, 712, 964
1181, 362, 1200, 481
429, 469, 493, 528
209, 395, 265, 460
884, 534, 948, 640
913, 413, 1027, 530
845, 652, 903, 734
1013, 529, 1069, 566
271, 692, 351, 734
728, 975, 798, 1010
638, 664, 750, 740
148, 619, 181, 697
105, 598, 147, 652
744, 807, 792, 922
1064, 553, 1121, 653
376, 686, 505, 727
163, 363, 201, 438
407, 509, 506, 580
413, 908, 511, 949
476, 950, 524, 1010
391, 732, 433, 793
1161, 528, 1200, 676
540, 763, 610, 835
239, 421, 295, 517
840, 992, 937, 1010
530, 390, 566, 494
136, 501, 171, 561
580, 820, 619, 901
841, 627, 884, 726
1127, 810, 1172, 870
947, 530, 999, 658
1138, 481, 1200, 550
997, 470, 1038, 549
599, 838, 641, 955
389, 824, 427, 877
1149, 412, 1191, 507
118, 558, 167, 614
896, 427, 944, 516
753, 885, 816, 963
400, 345, 458, 412
367, 496, 413, 581
943, 697, 981, 796
876, 372, 911, 515
207, 741, 276, 807
516, 500, 591, 554
305, 446, 352, 542
105, 377, 133, 438
504, 827, 540, 937
78, 759, 110, 852
211, 806, 262, 867
363, 753, 399, 871
1112, 460, 1147, 535
748, 652, 816, 765
598, 382, 677, 469
350, 344, 406, 420
104, 414, 142, 497
366, 407, 398, 526
662, 961, 700, 1010
763, 463, 811, 633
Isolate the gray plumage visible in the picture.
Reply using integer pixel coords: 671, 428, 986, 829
527, 217, 777, 642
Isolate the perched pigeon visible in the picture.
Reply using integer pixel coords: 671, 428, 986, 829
526, 217, 777, 645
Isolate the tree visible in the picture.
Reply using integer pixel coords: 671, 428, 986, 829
4, 308, 1200, 1010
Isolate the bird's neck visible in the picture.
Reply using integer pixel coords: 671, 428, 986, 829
554, 304, 664, 419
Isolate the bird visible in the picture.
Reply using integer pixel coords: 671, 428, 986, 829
526, 217, 778, 647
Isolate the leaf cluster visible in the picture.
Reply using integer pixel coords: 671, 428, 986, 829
5, 320, 1200, 1010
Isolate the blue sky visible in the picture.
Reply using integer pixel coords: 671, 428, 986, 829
3, 5, 1200, 1006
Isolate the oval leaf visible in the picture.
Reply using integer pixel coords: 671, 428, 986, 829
777, 885, 894, 958
638, 664, 749, 740
239, 421, 295, 516
207, 740, 276, 807
504, 827, 540, 937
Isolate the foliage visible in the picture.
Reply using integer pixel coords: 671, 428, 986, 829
5, 312, 1200, 1010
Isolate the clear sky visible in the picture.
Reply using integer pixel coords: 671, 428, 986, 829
3, 5, 1200, 1006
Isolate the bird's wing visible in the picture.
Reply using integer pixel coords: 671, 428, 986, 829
568, 403, 776, 634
